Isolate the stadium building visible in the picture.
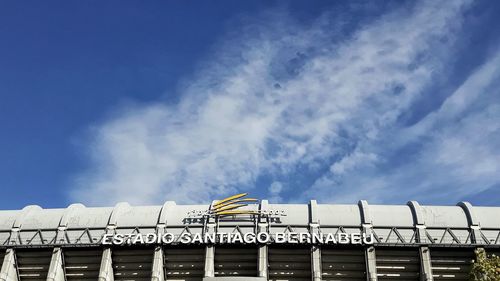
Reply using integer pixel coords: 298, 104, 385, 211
0, 197, 499, 281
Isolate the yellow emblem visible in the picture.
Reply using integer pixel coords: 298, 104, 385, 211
210, 193, 259, 216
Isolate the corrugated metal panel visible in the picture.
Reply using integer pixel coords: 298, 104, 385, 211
63, 249, 102, 280
431, 250, 474, 281
164, 247, 205, 281
214, 246, 258, 277
112, 248, 153, 281
268, 247, 311, 281
376, 249, 419, 280
16, 249, 52, 281
321, 248, 366, 281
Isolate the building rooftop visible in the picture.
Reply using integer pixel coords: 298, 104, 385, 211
1, 200, 499, 247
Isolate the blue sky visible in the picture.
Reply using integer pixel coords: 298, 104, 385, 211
1, 0, 499, 209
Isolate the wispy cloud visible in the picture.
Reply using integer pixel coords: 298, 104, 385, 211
309, 51, 500, 204
72, 0, 499, 206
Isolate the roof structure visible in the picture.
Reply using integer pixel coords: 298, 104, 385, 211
1, 200, 499, 247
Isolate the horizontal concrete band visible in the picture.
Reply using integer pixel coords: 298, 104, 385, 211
0, 200, 499, 246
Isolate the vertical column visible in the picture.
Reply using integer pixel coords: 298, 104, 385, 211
258, 200, 269, 278
204, 200, 217, 278
365, 246, 377, 281
407, 202, 434, 281
151, 246, 165, 281
204, 245, 215, 278
419, 247, 433, 281
98, 248, 114, 281
358, 201, 377, 281
99, 202, 130, 281
0, 249, 18, 281
258, 245, 268, 278
47, 247, 65, 281
157, 202, 175, 281
309, 200, 321, 281
311, 245, 322, 281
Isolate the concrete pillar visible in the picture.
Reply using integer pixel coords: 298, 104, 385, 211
258, 200, 270, 279
309, 200, 322, 281
458, 202, 482, 244
408, 201, 428, 244
152, 246, 165, 281
47, 247, 65, 281
204, 245, 215, 278
419, 247, 433, 281
311, 245, 322, 281
98, 248, 114, 281
365, 246, 377, 281
56, 203, 84, 244
258, 244, 268, 278
358, 201, 377, 281
0, 249, 18, 281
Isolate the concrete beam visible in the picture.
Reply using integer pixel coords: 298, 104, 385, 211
311, 245, 322, 281
9, 205, 42, 245
56, 204, 84, 244
106, 202, 130, 235
47, 247, 65, 281
257, 200, 269, 278
203, 200, 217, 278
0, 249, 18, 281
204, 245, 215, 278
408, 201, 428, 244
419, 247, 433, 281
152, 246, 165, 281
365, 246, 377, 281
257, 245, 268, 278
98, 248, 114, 281
309, 200, 321, 281
457, 202, 482, 244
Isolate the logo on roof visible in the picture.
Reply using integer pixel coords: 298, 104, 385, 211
184, 192, 286, 223
209, 193, 259, 216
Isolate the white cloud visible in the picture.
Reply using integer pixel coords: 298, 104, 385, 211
268, 181, 284, 203
70, 0, 499, 206
309, 51, 500, 204
330, 150, 378, 175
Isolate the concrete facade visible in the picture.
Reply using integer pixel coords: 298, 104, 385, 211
0, 200, 498, 280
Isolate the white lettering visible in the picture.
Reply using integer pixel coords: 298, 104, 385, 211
102, 234, 113, 245
299, 232, 311, 243
257, 232, 270, 244
275, 232, 286, 243
363, 233, 374, 244
324, 233, 337, 244
312, 233, 323, 244
191, 233, 203, 244
231, 233, 243, 243
162, 233, 174, 244
145, 233, 157, 244
180, 232, 191, 243
351, 233, 361, 244
244, 232, 256, 243
102, 231, 374, 245
339, 233, 349, 244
